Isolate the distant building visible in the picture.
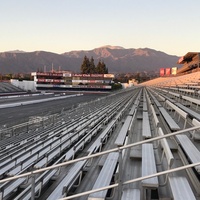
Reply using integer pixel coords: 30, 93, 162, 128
31, 71, 114, 91
177, 52, 200, 74
129, 79, 138, 86
121, 79, 137, 89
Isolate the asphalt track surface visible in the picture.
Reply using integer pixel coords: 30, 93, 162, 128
0, 92, 108, 128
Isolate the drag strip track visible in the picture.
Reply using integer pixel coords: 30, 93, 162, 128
0, 93, 108, 127
0, 94, 84, 109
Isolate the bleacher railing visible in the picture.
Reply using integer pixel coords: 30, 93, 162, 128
0, 114, 58, 139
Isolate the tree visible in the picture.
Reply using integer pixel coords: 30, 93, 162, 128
89, 57, 96, 74
111, 82, 122, 90
96, 60, 102, 74
96, 60, 108, 74
80, 56, 108, 74
81, 56, 90, 74
101, 61, 108, 74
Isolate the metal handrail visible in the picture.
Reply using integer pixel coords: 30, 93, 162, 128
0, 125, 200, 185
59, 162, 200, 200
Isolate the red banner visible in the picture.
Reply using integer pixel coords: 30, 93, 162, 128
165, 68, 171, 75
160, 68, 165, 76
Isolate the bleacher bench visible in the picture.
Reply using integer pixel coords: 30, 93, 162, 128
142, 143, 158, 188
121, 188, 140, 200
159, 107, 180, 131
142, 112, 151, 139
176, 134, 200, 173
169, 176, 196, 200
88, 152, 119, 200
47, 160, 87, 200
115, 116, 132, 146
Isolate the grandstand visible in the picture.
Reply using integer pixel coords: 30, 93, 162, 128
141, 71, 200, 89
0, 81, 25, 94
142, 51, 200, 88
31, 72, 114, 91
0, 53, 200, 200
177, 52, 200, 74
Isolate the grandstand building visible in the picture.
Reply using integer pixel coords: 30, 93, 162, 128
177, 52, 200, 74
31, 72, 114, 91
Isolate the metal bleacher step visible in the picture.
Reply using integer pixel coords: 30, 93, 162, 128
136, 111, 143, 120
166, 138, 178, 150
130, 146, 142, 159
137, 115, 143, 120
183, 104, 190, 107
98, 154, 107, 167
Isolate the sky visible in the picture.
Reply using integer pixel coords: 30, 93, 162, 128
1, 0, 200, 56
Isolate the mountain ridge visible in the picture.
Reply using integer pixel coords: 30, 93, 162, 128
0, 46, 180, 74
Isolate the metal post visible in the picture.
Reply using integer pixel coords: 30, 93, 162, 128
117, 149, 123, 200
198, 53, 200, 69
31, 172, 35, 200
12, 128, 14, 137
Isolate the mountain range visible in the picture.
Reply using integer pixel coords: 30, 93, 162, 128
0, 46, 181, 74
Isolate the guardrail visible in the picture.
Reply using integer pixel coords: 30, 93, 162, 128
0, 113, 58, 139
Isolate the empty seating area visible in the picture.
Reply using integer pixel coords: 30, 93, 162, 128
0, 87, 142, 200
0, 81, 24, 94
1, 76, 200, 200
141, 71, 200, 89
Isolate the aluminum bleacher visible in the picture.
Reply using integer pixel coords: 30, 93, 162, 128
121, 189, 140, 200
169, 177, 196, 200
141, 143, 158, 198
142, 112, 152, 139
1, 84, 200, 200
156, 128, 196, 200
115, 116, 132, 147
88, 152, 119, 200
47, 160, 88, 200
176, 134, 200, 173
0, 82, 24, 93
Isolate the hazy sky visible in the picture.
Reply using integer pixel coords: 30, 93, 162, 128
1, 0, 200, 56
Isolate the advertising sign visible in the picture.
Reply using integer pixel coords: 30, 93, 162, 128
171, 67, 177, 75
160, 68, 165, 76
165, 68, 171, 75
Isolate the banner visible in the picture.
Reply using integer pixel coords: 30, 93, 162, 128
171, 67, 177, 75
165, 68, 171, 75
160, 68, 165, 76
